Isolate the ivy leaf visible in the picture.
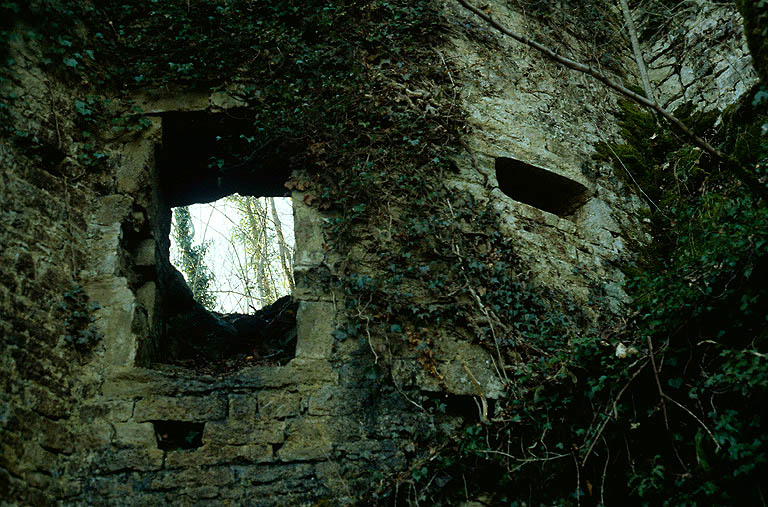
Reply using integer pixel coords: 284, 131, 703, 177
74, 99, 92, 116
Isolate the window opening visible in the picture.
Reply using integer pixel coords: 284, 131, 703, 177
162, 193, 298, 369
153, 421, 205, 450
495, 157, 590, 217
170, 194, 295, 314
150, 110, 299, 369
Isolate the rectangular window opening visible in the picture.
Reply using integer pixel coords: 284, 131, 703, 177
150, 111, 299, 368
164, 193, 297, 368
153, 420, 205, 450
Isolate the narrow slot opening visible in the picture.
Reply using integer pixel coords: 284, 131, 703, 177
495, 157, 590, 217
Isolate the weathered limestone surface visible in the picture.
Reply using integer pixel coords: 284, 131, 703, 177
645, 0, 758, 113
443, 0, 649, 320
0, 1, 757, 505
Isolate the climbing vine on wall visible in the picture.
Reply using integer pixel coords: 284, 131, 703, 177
3, 0, 767, 504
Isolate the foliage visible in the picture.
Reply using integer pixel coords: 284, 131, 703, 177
376, 89, 768, 507
172, 206, 217, 311
59, 284, 103, 351
410, 89, 768, 505
4, 0, 767, 504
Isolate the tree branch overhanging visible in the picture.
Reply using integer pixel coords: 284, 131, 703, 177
457, 0, 768, 201
618, 0, 655, 105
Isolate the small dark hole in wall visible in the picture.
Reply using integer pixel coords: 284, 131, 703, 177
423, 392, 492, 420
495, 157, 590, 217
153, 420, 205, 450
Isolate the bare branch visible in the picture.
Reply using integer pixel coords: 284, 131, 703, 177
618, 0, 655, 104
647, 336, 670, 430
269, 197, 295, 291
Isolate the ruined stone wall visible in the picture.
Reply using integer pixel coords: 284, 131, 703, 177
0, 1, 758, 505
0, 33, 102, 502
644, 0, 758, 113
443, 1, 649, 314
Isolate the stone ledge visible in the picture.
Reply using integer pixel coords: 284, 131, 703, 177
103, 361, 338, 400
134, 395, 226, 422
166, 443, 272, 468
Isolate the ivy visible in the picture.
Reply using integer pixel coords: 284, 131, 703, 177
4, 0, 767, 504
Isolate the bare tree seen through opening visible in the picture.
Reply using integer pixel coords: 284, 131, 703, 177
170, 195, 294, 314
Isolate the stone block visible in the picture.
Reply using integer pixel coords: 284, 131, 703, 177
117, 137, 153, 195
258, 390, 301, 419
85, 223, 121, 277
24, 471, 52, 490
277, 418, 333, 462
72, 419, 114, 450
136, 282, 156, 324
165, 443, 272, 468
204, 420, 286, 445
54, 479, 83, 499
113, 422, 156, 448
292, 194, 326, 267
93, 194, 133, 226
399, 343, 506, 400
134, 395, 226, 422
84, 276, 138, 367
101, 367, 217, 398
150, 467, 234, 490
177, 486, 221, 499
134, 240, 155, 266
37, 418, 74, 454
132, 92, 210, 114
83, 475, 134, 497
23, 384, 70, 420
308, 386, 367, 416
238, 360, 339, 389
80, 400, 134, 423
232, 463, 315, 485
295, 301, 335, 360
228, 393, 259, 421
278, 416, 364, 462
95, 448, 164, 473
680, 65, 696, 87
293, 265, 334, 301
210, 90, 248, 110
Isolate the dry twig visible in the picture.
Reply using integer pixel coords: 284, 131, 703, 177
647, 336, 671, 430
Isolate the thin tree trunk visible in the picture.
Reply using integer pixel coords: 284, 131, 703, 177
260, 208, 277, 304
619, 0, 655, 103
269, 197, 295, 291
245, 198, 270, 305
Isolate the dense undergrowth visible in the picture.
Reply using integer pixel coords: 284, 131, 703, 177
2, 0, 767, 504
395, 93, 767, 505
598, 93, 768, 504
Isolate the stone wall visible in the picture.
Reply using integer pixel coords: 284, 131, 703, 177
0, 1, 757, 504
0, 32, 100, 502
644, 0, 758, 113
443, 0, 649, 314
